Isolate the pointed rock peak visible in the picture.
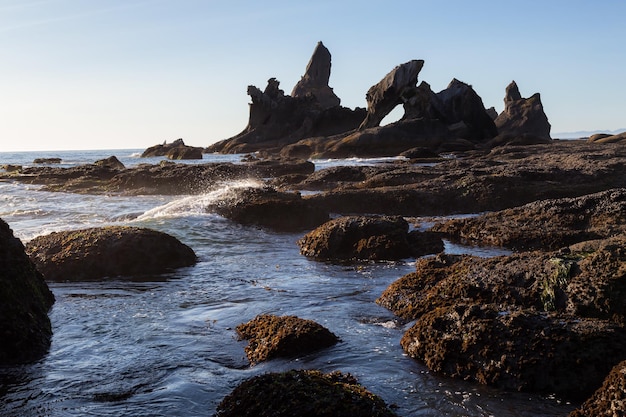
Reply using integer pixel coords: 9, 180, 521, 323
291, 41, 340, 109
504, 81, 522, 102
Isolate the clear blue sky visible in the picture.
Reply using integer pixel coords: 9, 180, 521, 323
1, 0, 625, 151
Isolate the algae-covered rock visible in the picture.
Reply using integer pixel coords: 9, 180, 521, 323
26, 226, 197, 281
236, 314, 338, 364
215, 369, 397, 417
0, 218, 55, 365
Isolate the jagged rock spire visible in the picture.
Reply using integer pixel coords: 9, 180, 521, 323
291, 41, 340, 109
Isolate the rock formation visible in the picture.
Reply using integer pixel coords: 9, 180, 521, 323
297, 215, 443, 262
290, 41, 340, 110
569, 359, 626, 416
26, 226, 197, 281
0, 218, 55, 365
215, 370, 398, 417
358, 59, 424, 130
493, 81, 551, 143
236, 314, 338, 364
141, 138, 203, 160
206, 43, 365, 155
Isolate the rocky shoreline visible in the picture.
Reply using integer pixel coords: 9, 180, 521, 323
3, 41, 626, 415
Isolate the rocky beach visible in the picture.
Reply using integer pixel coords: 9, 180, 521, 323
2, 42, 626, 416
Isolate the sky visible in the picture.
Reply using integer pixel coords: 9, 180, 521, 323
1, 0, 625, 151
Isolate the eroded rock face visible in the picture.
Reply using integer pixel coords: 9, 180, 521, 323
359, 59, 425, 130
291, 41, 340, 110
401, 303, 626, 400
215, 370, 398, 417
0, 218, 55, 365
569, 359, 626, 417
297, 215, 443, 262
26, 226, 197, 281
212, 186, 329, 232
494, 81, 551, 142
236, 314, 338, 364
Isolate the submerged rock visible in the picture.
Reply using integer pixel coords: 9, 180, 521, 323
26, 226, 197, 281
236, 314, 338, 364
215, 369, 397, 417
298, 215, 443, 262
0, 218, 55, 365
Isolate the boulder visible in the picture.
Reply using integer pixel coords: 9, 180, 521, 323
33, 158, 62, 164
0, 218, 55, 365
94, 155, 125, 170
569, 359, 626, 417
290, 41, 340, 110
401, 303, 626, 400
358, 59, 424, 130
211, 186, 329, 232
26, 226, 197, 281
215, 370, 397, 417
236, 314, 338, 364
493, 81, 551, 143
297, 215, 443, 262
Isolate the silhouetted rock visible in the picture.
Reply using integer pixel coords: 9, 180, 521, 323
236, 314, 338, 364
215, 370, 397, 417
26, 226, 197, 281
0, 218, 55, 365
141, 138, 203, 159
291, 41, 340, 110
493, 81, 551, 144
33, 158, 61, 164
298, 215, 443, 262
359, 59, 425, 130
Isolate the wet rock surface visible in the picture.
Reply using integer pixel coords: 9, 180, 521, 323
212, 186, 329, 232
236, 314, 338, 364
0, 218, 55, 365
215, 369, 397, 417
26, 226, 197, 281
297, 215, 443, 262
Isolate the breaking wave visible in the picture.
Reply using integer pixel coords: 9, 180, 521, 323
134, 179, 263, 221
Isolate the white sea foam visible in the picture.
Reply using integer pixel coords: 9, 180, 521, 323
134, 178, 263, 220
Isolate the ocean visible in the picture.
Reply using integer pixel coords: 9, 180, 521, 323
0, 150, 573, 416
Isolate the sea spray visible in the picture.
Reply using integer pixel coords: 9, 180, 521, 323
135, 178, 264, 221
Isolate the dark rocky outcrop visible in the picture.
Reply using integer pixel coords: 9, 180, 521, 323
205, 43, 365, 155
290, 41, 340, 110
141, 138, 203, 160
236, 314, 338, 364
215, 370, 397, 417
211, 186, 329, 232
431, 188, 626, 251
492, 81, 551, 145
0, 218, 55, 365
94, 156, 125, 170
401, 303, 626, 400
588, 131, 626, 144
26, 226, 197, 281
378, 233, 626, 399
297, 215, 443, 262
569, 359, 626, 416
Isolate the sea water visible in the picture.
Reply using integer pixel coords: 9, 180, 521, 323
0, 150, 574, 416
